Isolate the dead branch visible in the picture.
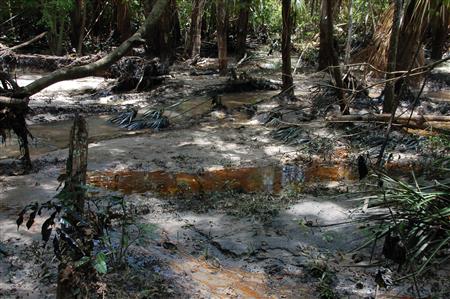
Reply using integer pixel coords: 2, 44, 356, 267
326, 114, 450, 129
6, 32, 47, 51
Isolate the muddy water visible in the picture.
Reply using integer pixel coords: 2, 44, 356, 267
1, 90, 272, 160
0, 115, 127, 159
425, 90, 450, 103
88, 163, 357, 195
166, 91, 276, 120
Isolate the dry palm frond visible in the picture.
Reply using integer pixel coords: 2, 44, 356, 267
352, 4, 395, 73
352, 1, 429, 79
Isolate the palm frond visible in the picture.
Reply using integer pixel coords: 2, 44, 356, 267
357, 165, 450, 275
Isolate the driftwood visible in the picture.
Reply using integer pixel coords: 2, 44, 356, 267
326, 114, 450, 129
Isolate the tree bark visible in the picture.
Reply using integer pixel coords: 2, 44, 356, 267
56, 114, 88, 299
63, 114, 88, 215
70, 0, 86, 54
383, 0, 403, 114
188, 0, 206, 58
236, 0, 251, 59
318, 0, 348, 114
13, 0, 169, 98
116, 0, 132, 42
216, 0, 228, 75
281, 0, 294, 97
145, 0, 181, 63
318, 0, 332, 70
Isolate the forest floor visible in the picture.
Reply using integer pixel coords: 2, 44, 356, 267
1, 53, 450, 298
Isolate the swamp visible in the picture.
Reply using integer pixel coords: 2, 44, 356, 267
0, 0, 449, 298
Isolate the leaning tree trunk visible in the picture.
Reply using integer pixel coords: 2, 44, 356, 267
281, 0, 294, 98
0, 0, 169, 169
188, 0, 206, 58
11, 0, 169, 98
383, 0, 403, 114
430, 1, 449, 60
216, 0, 228, 75
236, 0, 251, 59
318, 0, 348, 114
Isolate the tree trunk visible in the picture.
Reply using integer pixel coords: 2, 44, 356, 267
207, 1, 216, 39
56, 114, 88, 299
383, 0, 403, 114
188, 0, 206, 58
431, 1, 449, 60
318, 0, 332, 70
116, 0, 132, 42
344, 0, 353, 66
70, 0, 82, 52
12, 0, 169, 98
236, 0, 251, 59
145, 0, 180, 63
281, 0, 294, 97
216, 0, 228, 75
318, 0, 348, 114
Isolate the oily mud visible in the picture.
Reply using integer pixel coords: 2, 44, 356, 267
1, 69, 449, 298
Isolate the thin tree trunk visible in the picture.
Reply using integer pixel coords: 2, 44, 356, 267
344, 0, 353, 66
281, 0, 294, 97
14, 0, 169, 97
318, 0, 348, 114
56, 114, 88, 299
56, 16, 65, 56
188, 0, 206, 58
78, 0, 86, 54
216, 0, 228, 75
70, 0, 86, 54
236, 0, 251, 59
318, 0, 331, 70
383, 0, 403, 114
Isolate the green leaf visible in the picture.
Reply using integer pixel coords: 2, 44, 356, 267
93, 252, 107, 274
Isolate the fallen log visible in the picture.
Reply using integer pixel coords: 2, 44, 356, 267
326, 114, 450, 129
